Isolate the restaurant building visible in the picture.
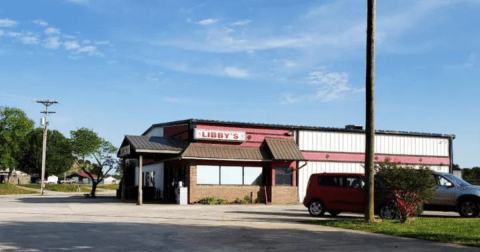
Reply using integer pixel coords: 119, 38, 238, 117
117, 119, 454, 204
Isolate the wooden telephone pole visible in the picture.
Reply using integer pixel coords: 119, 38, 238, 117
365, 0, 376, 223
36, 100, 58, 195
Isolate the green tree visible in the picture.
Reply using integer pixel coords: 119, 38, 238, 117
462, 167, 480, 185
0, 107, 34, 181
17, 128, 75, 177
71, 128, 118, 197
375, 161, 437, 223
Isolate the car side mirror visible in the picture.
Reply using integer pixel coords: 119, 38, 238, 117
445, 182, 453, 187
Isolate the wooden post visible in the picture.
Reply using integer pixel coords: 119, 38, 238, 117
121, 158, 126, 201
40, 128, 47, 195
364, 0, 376, 224
138, 155, 143, 205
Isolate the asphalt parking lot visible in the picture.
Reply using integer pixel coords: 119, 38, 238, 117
0, 194, 477, 252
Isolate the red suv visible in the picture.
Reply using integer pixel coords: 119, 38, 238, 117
303, 173, 396, 218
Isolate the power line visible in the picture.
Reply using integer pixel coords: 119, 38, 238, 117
36, 99, 58, 195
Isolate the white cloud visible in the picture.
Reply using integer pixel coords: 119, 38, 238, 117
7, 32, 22, 38
231, 20, 251, 26
146, 0, 480, 57
94, 40, 110, 45
283, 60, 297, 68
281, 94, 300, 105
44, 37, 61, 49
21, 34, 40, 45
0, 30, 4, 37
33, 19, 48, 27
63, 34, 76, 39
224, 67, 249, 78
45, 27, 60, 35
64, 40, 81, 50
196, 18, 217, 26
307, 71, 363, 102
77, 45, 103, 56
146, 72, 163, 82
0, 19, 18, 27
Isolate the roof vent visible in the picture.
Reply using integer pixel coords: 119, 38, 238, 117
345, 125, 363, 130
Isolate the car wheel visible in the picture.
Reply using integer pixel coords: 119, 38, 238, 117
379, 204, 397, 219
328, 211, 341, 217
459, 200, 480, 217
308, 201, 325, 217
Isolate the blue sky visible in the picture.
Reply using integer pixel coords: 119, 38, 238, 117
0, 0, 479, 168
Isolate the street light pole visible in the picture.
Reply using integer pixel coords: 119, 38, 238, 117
36, 100, 58, 195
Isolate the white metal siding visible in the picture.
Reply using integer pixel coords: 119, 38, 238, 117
146, 127, 164, 137
297, 161, 449, 202
298, 131, 449, 157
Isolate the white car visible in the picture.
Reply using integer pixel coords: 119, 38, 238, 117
59, 179, 76, 184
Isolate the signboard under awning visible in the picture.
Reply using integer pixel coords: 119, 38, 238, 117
119, 145, 130, 157
194, 129, 246, 142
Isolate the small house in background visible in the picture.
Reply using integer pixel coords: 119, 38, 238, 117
47, 175, 58, 184
104, 176, 119, 184
0, 169, 31, 184
67, 172, 98, 184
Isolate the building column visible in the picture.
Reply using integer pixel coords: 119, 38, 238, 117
138, 155, 143, 205
292, 161, 297, 187
270, 163, 275, 186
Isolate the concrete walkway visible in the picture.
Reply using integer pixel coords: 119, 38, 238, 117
0, 195, 477, 251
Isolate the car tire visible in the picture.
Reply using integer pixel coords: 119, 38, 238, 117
328, 211, 341, 217
458, 200, 480, 218
379, 204, 397, 219
308, 200, 325, 217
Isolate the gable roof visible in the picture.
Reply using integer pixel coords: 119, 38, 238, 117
265, 138, 306, 161
118, 136, 188, 157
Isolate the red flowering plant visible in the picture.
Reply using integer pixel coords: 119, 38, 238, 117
375, 160, 437, 223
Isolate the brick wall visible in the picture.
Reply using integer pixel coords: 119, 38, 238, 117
189, 164, 266, 203
271, 186, 298, 204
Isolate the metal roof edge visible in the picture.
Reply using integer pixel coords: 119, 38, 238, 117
142, 119, 194, 136
143, 118, 455, 139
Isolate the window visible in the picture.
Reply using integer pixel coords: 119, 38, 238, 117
197, 165, 263, 185
244, 167, 263, 185
318, 176, 364, 188
197, 165, 220, 184
275, 167, 292, 186
221, 166, 243, 185
346, 177, 364, 189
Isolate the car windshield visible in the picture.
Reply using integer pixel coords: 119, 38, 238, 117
444, 174, 471, 186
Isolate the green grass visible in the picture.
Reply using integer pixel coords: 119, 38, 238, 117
97, 184, 119, 190
305, 218, 480, 247
22, 183, 91, 192
0, 184, 38, 195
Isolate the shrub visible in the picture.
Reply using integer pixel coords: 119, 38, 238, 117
375, 161, 437, 223
197, 196, 229, 205
234, 195, 259, 204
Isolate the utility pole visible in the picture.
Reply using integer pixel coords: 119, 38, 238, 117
36, 100, 58, 195
364, 0, 376, 224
